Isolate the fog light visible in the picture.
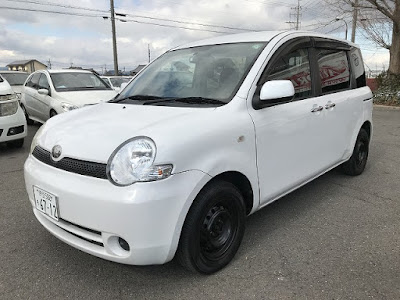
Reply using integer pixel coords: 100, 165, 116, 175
118, 237, 130, 251
7, 125, 24, 136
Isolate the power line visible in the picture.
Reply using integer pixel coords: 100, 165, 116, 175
118, 12, 258, 32
0, 5, 233, 34
117, 17, 233, 34
1, 0, 108, 13
1, 0, 258, 32
0, 5, 104, 17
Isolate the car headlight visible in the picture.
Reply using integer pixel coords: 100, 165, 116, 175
0, 93, 17, 101
30, 125, 45, 154
61, 102, 78, 112
0, 100, 18, 116
107, 137, 173, 186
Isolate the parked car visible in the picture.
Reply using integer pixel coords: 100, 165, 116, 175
0, 71, 29, 100
0, 75, 27, 148
101, 76, 132, 92
24, 31, 372, 274
20, 70, 117, 124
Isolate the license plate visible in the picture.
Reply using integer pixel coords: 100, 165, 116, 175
33, 186, 59, 221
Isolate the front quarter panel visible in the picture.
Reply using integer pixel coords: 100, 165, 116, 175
150, 99, 260, 212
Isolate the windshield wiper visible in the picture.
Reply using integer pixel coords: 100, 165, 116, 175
109, 95, 164, 103
142, 97, 226, 106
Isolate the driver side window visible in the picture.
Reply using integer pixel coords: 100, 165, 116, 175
38, 74, 50, 90
266, 48, 312, 100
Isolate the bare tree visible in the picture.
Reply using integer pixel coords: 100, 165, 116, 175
328, 0, 399, 75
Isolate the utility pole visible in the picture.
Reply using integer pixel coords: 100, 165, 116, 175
47, 58, 52, 69
148, 44, 151, 63
295, 0, 301, 30
110, 0, 119, 76
351, 0, 358, 42
287, 0, 301, 30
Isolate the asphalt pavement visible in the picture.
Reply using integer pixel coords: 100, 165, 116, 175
0, 106, 399, 299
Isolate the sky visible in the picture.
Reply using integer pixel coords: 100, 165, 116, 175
0, 0, 390, 74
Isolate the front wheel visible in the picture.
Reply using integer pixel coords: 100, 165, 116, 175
21, 104, 34, 125
176, 181, 246, 274
341, 128, 369, 176
50, 110, 57, 118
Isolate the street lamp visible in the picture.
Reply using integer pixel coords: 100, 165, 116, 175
335, 17, 349, 40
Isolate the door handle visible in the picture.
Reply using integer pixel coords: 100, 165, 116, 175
325, 102, 336, 109
311, 106, 323, 113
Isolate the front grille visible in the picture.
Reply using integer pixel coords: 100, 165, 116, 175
32, 146, 107, 179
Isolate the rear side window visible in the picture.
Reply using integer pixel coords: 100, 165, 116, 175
267, 48, 312, 99
350, 47, 366, 88
317, 49, 350, 94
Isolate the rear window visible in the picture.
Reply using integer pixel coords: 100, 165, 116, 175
350, 47, 366, 88
0, 73, 29, 85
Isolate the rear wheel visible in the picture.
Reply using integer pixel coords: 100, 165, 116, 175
176, 181, 246, 274
341, 128, 369, 176
50, 110, 57, 118
21, 104, 34, 125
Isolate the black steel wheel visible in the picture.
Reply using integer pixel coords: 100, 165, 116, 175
341, 128, 369, 176
176, 180, 246, 274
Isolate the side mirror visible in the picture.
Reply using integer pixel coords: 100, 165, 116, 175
120, 82, 128, 91
38, 88, 49, 96
260, 80, 295, 102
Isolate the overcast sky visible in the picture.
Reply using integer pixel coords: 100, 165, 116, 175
0, 0, 389, 73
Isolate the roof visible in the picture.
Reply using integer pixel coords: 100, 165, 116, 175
172, 30, 357, 50
46, 69, 93, 74
7, 59, 47, 67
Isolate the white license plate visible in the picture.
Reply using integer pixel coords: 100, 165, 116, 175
33, 186, 59, 221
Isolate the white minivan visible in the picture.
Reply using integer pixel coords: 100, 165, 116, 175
0, 75, 27, 148
24, 31, 372, 274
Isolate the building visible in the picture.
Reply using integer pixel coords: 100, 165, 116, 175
7, 59, 47, 73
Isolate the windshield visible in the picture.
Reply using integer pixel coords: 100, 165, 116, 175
117, 42, 266, 105
0, 73, 28, 85
50, 72, 111, 92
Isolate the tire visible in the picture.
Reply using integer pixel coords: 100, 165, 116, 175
21, 104, 34, 125
341, 128, 369, 176
7, 138, 24, 148
50, 110, 57, 118
176, 180, 246, 274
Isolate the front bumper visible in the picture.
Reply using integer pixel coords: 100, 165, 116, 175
0, 105, 27, 143
24, 155, 211, 265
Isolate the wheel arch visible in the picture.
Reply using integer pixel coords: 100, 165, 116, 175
198, 171, 255, 216
361, 120, 372, 140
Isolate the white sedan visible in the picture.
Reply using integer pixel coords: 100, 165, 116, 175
0, 75, 27, 147
21, 70, 117, 124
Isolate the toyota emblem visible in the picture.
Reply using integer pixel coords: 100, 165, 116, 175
51, 145, 62, 160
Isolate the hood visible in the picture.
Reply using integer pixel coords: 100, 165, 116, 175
38, 102, 216, 163
57, 90, 117, 106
